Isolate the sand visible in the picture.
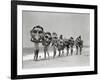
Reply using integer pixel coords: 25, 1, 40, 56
22, 47, 90, 69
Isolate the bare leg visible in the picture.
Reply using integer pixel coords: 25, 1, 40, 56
80, 47, 82, 55
67, 47, 69, 56
34, 43, 39, 61
34, 55, 36, 61
53, 46, 56, 58
47, 51, 50, 58
71, 47, 73, 55
76, 46, 78, 55
46, 47, 49, 57
35, 49, 39, 61
34, 50, 36, 61
58, 50, 61, 56
61, 50, 64, 56
44, 48, 46, 59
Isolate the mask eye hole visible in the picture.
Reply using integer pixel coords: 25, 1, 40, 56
45, 36, 48, 38
39, 31, 42, 34
33, 30, 37, 33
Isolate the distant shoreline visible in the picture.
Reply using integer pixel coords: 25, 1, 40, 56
23, 45, 90, 49
23, 45, 90, 50
22, 45, 90, 56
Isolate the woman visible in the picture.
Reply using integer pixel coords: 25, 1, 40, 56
30, 25, 44, 61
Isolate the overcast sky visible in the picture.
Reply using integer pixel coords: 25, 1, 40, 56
22, 11, 90, 48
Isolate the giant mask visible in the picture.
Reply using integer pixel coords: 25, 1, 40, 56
57, 39, 65, 52
69, 37, 74, 47
64, 39, 70, 46
42, 32, 52, 46
52, 33, 58, 40
30, 25, 44, 43
57, 39, 64, 47
52, 32, 58, 46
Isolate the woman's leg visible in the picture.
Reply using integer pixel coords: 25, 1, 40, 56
35, 49, 39, 61
67, 47, 69, 56
76, 46, 78, 55
53, 46, 56, 58
80, 46, 82, 55
71, 46, 73, 55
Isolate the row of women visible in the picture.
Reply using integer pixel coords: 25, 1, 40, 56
30, 25, 83, 61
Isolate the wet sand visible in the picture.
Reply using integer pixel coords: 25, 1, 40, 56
22, 47, 90, 69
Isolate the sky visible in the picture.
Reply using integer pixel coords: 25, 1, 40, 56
22, 11, 90, 48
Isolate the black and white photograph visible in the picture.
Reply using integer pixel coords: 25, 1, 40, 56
11, 1, 97, 79
22, 11, 90, 68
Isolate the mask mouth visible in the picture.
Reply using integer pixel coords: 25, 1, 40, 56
32, 35, 41, 42
35, 35, 39, 40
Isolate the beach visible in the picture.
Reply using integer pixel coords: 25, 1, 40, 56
22, 46, 90, 69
